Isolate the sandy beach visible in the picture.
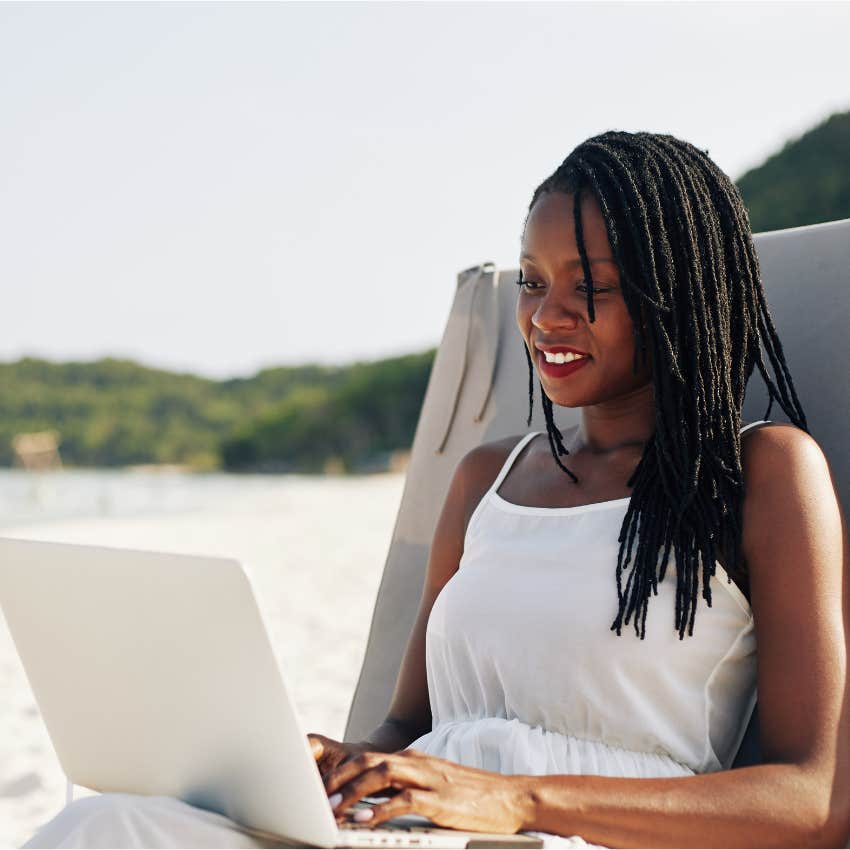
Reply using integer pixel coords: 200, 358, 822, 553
0, 470, 406, 848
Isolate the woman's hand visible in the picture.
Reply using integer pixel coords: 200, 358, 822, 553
307, 733, 374, 783
322, 748, 529, 834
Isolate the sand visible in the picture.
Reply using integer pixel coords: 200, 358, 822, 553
0, 472, 406, 848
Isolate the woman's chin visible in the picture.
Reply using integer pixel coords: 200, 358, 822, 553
535, 372, 591, 405
538, 386, 588, 408
537, 368, 653, 409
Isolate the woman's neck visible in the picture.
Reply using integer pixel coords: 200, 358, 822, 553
574, 383, 655, 455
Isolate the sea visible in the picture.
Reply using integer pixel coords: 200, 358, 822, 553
0, 466, 326, 530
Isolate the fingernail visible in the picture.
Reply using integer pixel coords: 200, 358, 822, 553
354, 808, 374, 822
328, 793, 342, 808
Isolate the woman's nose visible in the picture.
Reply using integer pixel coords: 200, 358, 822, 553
531, 296, 582, 332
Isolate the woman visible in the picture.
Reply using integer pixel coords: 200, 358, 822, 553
25, 131, 849, 848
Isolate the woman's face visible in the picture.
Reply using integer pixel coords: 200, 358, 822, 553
517, 190, 652, 409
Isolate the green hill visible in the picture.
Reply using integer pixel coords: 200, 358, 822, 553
0, 358, 223, 469
0, 352, 433, 473
220, 350, 434, 473
736, 110, 850, 231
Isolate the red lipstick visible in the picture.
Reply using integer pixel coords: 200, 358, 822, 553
536, 346, 592, 379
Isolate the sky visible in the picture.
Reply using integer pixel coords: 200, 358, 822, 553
2, 1, 849, 380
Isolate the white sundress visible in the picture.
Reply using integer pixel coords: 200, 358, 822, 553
22, 424, 763, 849
405, 422, 762, 845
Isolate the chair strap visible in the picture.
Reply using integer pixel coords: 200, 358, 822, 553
435, 263, 500, 452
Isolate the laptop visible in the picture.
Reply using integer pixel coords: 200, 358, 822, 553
0, 537, 543, 848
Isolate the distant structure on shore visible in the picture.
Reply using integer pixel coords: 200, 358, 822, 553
12, 430, 63, 471
322, 448, 410, 476
389, 449, 410, 473
354, 448, 411, 475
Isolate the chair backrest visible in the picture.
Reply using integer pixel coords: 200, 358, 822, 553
344, 219, 850, 766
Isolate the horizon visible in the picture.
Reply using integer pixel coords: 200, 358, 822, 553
0, 341, 440, 380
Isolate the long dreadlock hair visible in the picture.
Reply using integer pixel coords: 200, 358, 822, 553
519, 130, 809, 640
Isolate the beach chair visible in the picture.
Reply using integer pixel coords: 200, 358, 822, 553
344, 218, 850, 779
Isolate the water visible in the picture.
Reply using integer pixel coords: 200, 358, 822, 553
0, 467, 335, 530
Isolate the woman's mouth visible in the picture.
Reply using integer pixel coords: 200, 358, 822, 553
537, 350, 592, 379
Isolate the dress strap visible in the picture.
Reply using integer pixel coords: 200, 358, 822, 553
464, 431, 541, 543
488, 431, 540, 495
487, 422, 764, 501
740, 419, 771, 434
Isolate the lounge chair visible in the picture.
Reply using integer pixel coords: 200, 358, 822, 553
344, 217, 850, 785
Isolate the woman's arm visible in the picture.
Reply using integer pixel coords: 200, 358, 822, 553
515, 424, 850, 847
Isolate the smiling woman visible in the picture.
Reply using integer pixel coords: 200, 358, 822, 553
318, 132, 848, 848
513, 138, 811, 639
22, 131, 850, 850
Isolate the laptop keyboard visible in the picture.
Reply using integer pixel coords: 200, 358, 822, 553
338, 824, 444, 847
339, 800, 456, 846
340, 817, 444, 847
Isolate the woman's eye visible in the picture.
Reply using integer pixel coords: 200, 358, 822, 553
514, 276, 541, 291
515, 275, 612, 294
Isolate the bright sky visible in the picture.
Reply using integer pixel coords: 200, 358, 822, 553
2, 1, 849, 379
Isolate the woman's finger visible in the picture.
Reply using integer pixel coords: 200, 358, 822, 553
324, 751, 386, 795
329, 758, 427, 821
332, 764, 404, 820
362, 788, 435, 828
320, 753, 345, 784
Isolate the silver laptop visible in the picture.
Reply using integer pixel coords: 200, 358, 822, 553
0, 537, 543, 848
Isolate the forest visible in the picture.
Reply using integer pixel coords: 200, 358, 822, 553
1, 352, 434, 473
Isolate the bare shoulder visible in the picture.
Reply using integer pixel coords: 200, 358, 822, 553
739, 420, 846, 596
454, 434, 529, 533
458, 434, 527, 478
740, 421, 836, 497
423, 435, 529, 592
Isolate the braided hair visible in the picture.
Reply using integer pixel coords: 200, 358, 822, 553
519, 130, 808, 639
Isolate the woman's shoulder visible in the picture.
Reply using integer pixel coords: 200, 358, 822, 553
458, 433, 540, 484
453, 435, 532, 532
739, 420, 830, 486
740, 420, 835, 533
457, 434, 525, 490
739, 420, 843, 588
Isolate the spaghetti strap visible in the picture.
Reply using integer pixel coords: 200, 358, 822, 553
740, 419, 771, 434
463, 431, 540, 542
489, 431, 540, 494
496, 422, 763, 490
489, 421, 768, 492
465, 422, 769, 541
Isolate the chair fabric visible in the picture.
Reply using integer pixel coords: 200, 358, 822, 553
344, 219, 850, 776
